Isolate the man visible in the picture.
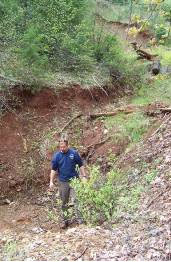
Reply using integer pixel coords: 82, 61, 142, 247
49, 137, 86, 229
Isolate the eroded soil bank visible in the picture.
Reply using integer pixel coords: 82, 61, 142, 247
0, 85, 170, 261
0, 85, 129, 196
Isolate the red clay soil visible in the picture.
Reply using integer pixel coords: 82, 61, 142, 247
0, 85, 127, 197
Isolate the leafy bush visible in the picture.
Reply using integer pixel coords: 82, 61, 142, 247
71, 166, 124, 225
72, 165, 146, 225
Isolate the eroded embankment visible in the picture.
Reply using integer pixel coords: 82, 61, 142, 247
0, 85, 171, 261
0, 84, 129, 197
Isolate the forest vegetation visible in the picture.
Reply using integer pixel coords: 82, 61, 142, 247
0, 0, 169, 90
0, 2, 171, 259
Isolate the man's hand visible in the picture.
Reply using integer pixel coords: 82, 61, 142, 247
49, 170, 56, 191
81, 177, 87, 183
80, 166, 86, 177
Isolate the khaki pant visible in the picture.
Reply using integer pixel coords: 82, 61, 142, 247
58, 180, 82, 222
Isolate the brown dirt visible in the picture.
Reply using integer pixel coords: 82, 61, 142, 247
0, 85, 128, 197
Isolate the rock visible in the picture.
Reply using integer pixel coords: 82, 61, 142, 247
149, 228, 162, 237
66, 227, 77, 234
24, 257, 36, 261
31, 227, 44, 234
134, 254, 145, 260
97, 157, 103, 163
103, 129, 108, 135
165, 155, 171, 163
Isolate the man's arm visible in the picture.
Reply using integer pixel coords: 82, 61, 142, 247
49, 170, 56, 190
50, 153, 59, 189
79, 165, 87, 179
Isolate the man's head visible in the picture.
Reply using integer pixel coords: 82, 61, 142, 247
59, 140, 69, 153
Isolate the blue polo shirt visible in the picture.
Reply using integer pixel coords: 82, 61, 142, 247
51, 148, 83, 182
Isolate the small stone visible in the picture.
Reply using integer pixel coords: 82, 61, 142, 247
24, 257, 36, 261
149, 228, 162, 237
135, 254, 145, 260
97, 157, 103, 163
31, 227, 44, 234
104, 129, 108, 135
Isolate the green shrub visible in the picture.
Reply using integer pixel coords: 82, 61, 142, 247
72, 165, 146, 225
144, 170, 158, 185
117, 184, 144, 212
71, 166, 124, 225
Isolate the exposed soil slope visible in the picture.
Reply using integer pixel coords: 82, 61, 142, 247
0, 85, 128, 197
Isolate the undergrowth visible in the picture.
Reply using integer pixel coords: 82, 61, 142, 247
132, 75, 171, 106
104, 112, 150, 143
71, 165, 147, 225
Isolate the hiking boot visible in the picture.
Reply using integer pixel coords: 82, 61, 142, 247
60, 220, 68, 229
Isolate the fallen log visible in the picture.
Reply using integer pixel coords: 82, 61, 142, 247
131, 42, 158, 61
89, 106, 171, 120
159, 108, 171, 113
89, 108, 135, 119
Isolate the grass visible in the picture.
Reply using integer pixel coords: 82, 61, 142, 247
3, 240, 18, 261
104, 112, 150, 143
96, 1, 147, 23
132, 75, 171, 106
152, 45, 171, 66
144, 170, 158, 185
116, 184, 144, 214
96, 2, 130, 23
